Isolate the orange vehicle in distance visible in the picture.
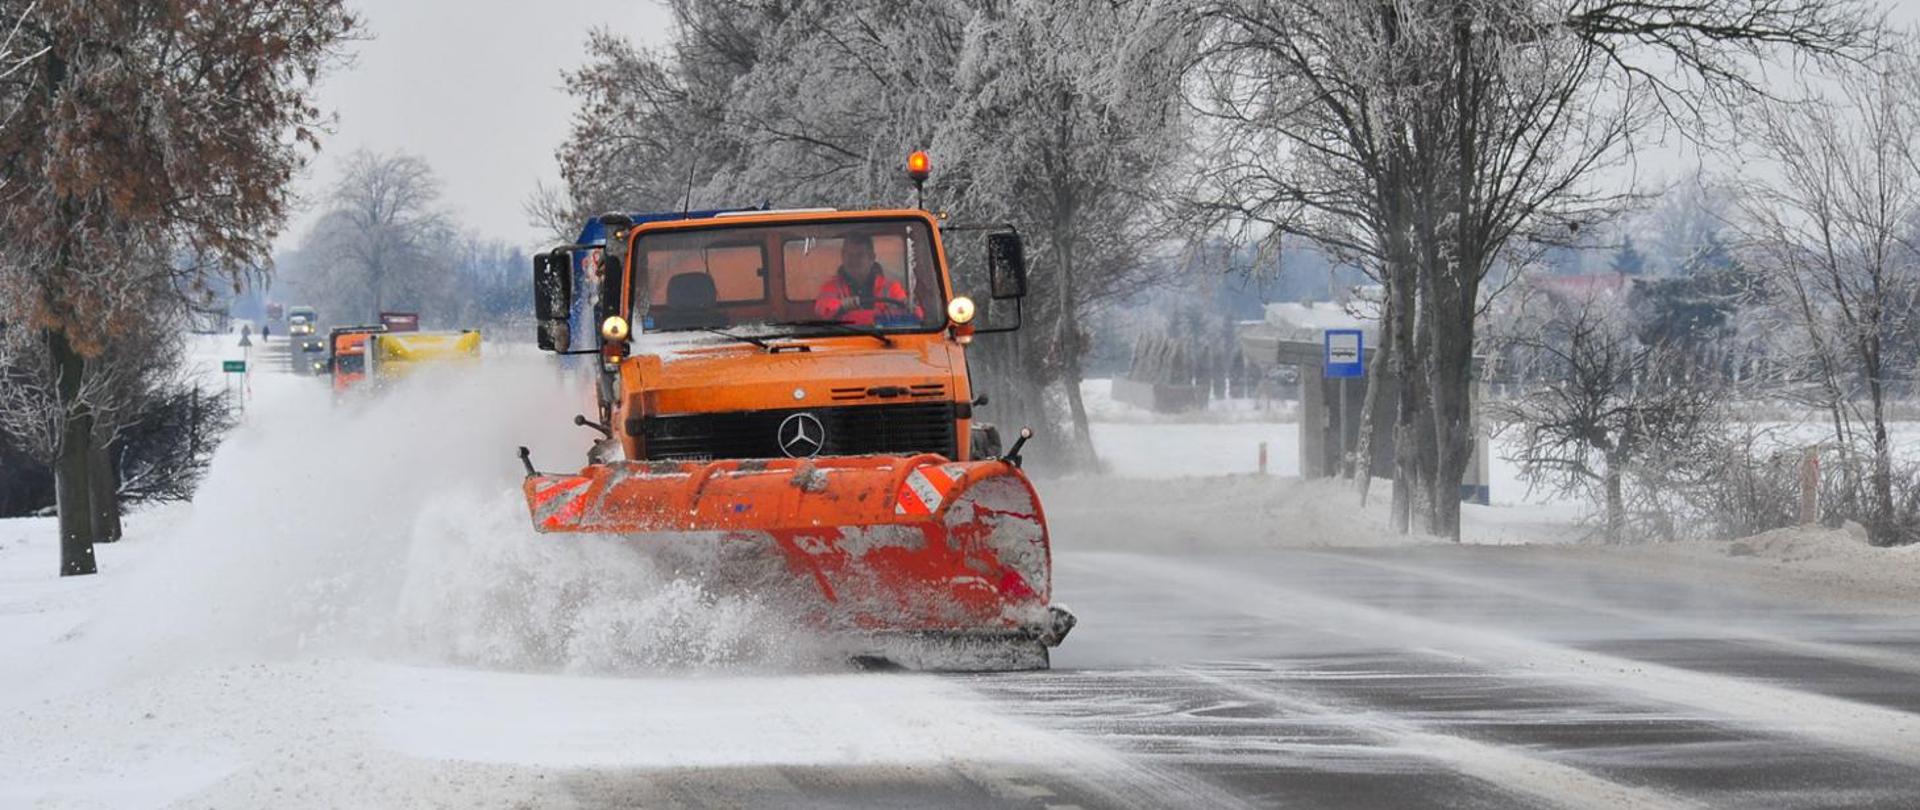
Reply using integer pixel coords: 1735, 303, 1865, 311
326, 325, 384, 395
520, 170, 1074, 670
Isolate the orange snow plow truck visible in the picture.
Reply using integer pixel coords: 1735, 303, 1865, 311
517, 199, 1074, 670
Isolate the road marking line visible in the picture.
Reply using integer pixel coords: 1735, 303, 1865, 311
1181, 666, 1702, 810
1099, 552, 1920, 769
1008, 781, 1056, 798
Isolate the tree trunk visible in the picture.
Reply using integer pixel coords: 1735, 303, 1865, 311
1060, 355, 1097, 468
1052, 223, 1098, 471
1416, 372, 1446, 537
47, 329, 98, 576
1604, 463, 1625, 543
1420, 13, 1482, 544
89, 439, 122, 543
1353, 295, 1391, 505
1389, 270, 1422, 534
1424, 322, 1474, 542
1866, 342, 1895, 546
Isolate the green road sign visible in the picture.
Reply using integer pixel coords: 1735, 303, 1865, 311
222, 360, 246, 373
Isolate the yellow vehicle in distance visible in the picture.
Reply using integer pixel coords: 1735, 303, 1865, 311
366, 330, 481, 384
329, 328, 481, 395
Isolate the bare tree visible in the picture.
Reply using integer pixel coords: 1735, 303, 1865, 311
1192, 0, 1876, 541
288, 150, 454, 324
0, 0, 357, 575
1496, 294, 1721, 542
1737, 47, 1920, 546
1192, 0, 1639, 537
1191, 0, 1432, 528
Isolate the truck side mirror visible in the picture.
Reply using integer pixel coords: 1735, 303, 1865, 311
987, 232, 1027, 300
533, 250, 573, 351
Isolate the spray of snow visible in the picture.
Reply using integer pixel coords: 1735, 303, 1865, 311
56, 352, 819, 688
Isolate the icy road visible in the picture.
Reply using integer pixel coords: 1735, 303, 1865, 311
5, 342, 1920, 808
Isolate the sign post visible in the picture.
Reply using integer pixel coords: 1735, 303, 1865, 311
1324, 329, 1366, 476
221, 359, 248, 412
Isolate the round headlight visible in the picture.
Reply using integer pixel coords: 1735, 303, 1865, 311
947, 296, 976, 325
600, 315, 630, 341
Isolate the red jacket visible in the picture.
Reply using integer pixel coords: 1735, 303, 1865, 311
814, 267, 918, 326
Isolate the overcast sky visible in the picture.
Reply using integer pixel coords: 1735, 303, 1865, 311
278, 0, 675, 254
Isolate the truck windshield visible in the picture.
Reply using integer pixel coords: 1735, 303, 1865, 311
630, 219, 944, 335
335, 354, 365, 374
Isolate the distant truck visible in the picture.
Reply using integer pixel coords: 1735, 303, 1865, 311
327, 326, 385, 394
294, 335, 330, 375
287, 305, 319, 337
367, 330, 481, 381
329, 326, 480, 395
379, 311, 420, 333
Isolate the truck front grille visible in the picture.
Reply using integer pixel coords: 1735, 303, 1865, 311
638, 402, 957, 461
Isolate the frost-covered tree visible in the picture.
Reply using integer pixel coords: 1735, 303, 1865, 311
931, 0, 1193, 466
448, 237, 531, 330
1497, 295, 1722, 542
2, 294, 234, 523
0, 0, 357, 575
550, 0, 1193, 471
1640, 171, 1740, 276
1192, 0, 1878, 540
1193, 0, 1643, 537
289, 150, 456, 326
1738, 48, 1920, 546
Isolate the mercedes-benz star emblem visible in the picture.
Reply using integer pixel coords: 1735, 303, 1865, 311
778, 412, 825, 458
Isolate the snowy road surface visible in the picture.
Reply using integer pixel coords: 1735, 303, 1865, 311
6, 347, 1920, 808
12, 538, 1920, 808
1018, 545, 1920, 809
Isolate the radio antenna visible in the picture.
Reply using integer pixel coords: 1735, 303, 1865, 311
681, 157, 698, 217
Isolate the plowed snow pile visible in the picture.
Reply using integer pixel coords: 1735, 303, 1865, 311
1519, 523, 1920, 610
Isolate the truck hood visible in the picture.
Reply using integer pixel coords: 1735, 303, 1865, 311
622, 331, 961, 415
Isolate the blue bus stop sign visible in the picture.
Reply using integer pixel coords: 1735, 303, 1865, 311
1325, 329, 1365, 378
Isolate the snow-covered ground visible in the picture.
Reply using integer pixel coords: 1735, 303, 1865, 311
7, 362, 1920, 807
0, 350, 1122, 808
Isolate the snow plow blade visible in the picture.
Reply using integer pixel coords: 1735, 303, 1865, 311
521, 454, 1073, 670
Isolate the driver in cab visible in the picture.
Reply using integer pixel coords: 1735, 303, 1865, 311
814, 234, 919, 326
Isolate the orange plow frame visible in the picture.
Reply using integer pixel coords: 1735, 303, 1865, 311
522, 454, 1071, 662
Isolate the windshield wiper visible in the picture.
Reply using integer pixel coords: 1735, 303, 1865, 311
777, 320, 894, 346
696, 327, 777, 351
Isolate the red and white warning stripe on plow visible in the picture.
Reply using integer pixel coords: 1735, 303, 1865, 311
895, 463, 970, 516
530, 476, 593, 530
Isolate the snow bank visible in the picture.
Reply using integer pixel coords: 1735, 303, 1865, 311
1621, 524, 1920, 608
1041, 475, 1426, 551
